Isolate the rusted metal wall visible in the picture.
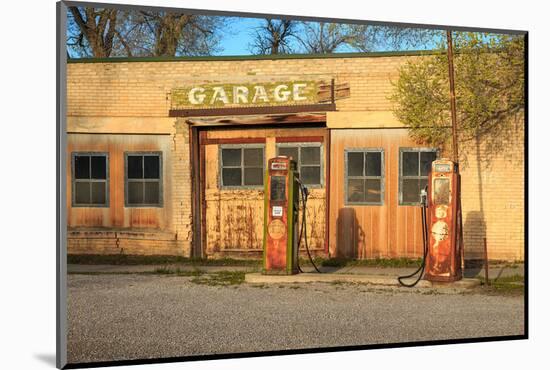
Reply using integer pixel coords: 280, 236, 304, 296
328, 128, 426, 259
66, 133, 173, 232
203, 127, 327, 257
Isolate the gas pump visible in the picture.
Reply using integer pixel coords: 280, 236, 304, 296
424, 158, 463, 282
398, 158, 463, 286
263, 156, 300, 275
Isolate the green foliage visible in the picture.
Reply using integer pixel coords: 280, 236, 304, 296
190, 271, 246, 286
67, 254, 262, 267
307, 257, 422, 268
152, 267, 204, 276
391, 33, 525, 150
480, 274, 524, 295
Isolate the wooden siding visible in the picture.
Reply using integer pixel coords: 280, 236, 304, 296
203, 127, 327, 257
66, 133, 173, 232
328, 128, 427, 258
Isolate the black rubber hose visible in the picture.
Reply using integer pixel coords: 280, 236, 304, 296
397, 201, 428, 287
302, 188, 322, 273
296, 183, 322, 273
296, 204, 305, 273
295, 181, 305, 273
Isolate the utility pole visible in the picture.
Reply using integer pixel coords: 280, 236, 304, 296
446, 30, 459, 163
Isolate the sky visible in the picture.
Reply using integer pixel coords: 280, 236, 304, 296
218, 17, 265, 55
216, 16, 368, 55
66, 10, 447, 58
216, 16, 437, 55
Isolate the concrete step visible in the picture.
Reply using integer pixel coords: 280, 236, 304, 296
245, 272, 480, 291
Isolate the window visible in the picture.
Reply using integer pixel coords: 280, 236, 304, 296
72, 153, 108, 207
277, 143, 323, 186
399, 148, 438, 205
220, 145, 264, 188
345, 149, 384, 205
125, 152, 162, 207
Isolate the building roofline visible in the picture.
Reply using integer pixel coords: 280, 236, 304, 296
67, 50, 440, 64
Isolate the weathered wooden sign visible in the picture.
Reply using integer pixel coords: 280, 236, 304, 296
171, 81, 318, 109
170, 80, 350, 110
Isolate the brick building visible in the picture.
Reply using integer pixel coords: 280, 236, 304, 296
66, 51, 525, 261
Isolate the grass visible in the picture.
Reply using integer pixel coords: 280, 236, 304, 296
69, 255, 524, 270
69, 254, 427, 269
151, 267, 204, 277
68, 254, 262, 267
464, 259, 524, 268
69, 266, 245, 286
68, 267, 205, 277
480, 274, 524, 295
190, 271, 246, 286
301, 257, 423, 268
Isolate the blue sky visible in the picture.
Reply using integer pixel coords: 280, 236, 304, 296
216, 16, 439, 55
218, 17, 265, 55
67, 10, 447, 58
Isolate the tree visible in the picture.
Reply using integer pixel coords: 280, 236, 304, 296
293, 22, 441, 54
296, 22, 356, 53
390, 33, 525, 154
135, 11, 225, 57
67, 7, 227, 58
349, 26, 442, 52
248, 19, 297, 55
67, 7, 118, 58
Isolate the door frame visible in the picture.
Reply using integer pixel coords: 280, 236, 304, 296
190, 119, 331, 258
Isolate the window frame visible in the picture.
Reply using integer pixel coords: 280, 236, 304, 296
344, 148, 385, 206
398, 147, 439, 206
124, 151, 163, 208
276, 142, 324, 188
218, 144, 266, 190
71, 152, 110, 208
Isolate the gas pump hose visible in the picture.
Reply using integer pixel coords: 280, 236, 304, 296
397, 190, 429, 287
296, 182, 322, 273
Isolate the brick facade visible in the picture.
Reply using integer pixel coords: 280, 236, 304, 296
66, 53, 525, 261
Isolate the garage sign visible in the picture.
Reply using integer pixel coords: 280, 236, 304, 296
171, 81, 320, 109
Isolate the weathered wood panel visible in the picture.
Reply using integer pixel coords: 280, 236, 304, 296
66, 133, 173, 232
203, 127, 327, 256
329, 129, 425, 258
187, 113, 327, 126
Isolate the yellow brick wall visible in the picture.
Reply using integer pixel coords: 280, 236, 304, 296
66, 124, 194, 256
67, 56, 412, 117
172, 119, 193, 256
67, 55, 525, 261
457, 121, 525, 261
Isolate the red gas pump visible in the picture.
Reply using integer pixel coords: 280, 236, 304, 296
424, 159, 463, 282
263, 156, 300, 275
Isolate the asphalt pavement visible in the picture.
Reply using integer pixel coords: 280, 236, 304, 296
67, 274, 525, 365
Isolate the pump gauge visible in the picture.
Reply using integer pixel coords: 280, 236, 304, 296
434, 163, 451, 173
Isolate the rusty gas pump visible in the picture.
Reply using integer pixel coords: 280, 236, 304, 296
263, 156, 321, 275
398, 158, 463, 286
424, 158, 463, 282
263, 156, 300, 275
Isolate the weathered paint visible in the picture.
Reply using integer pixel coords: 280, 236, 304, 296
66, 52, 524, 261
172, 81, 319, 109
424, 159, 462, 282
203, 127, 327, 257
263, 157, 299, 274
328, 128, 430, 258
66, 133, 173, 231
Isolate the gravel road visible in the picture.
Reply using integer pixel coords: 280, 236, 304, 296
67, 274, 524, 364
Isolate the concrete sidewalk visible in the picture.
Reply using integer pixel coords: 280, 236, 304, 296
306, 263, 524, 279
245, 272, 481, 291
67, 264, 256, 274
68, 262, 523, 279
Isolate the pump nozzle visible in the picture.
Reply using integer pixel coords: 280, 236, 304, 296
420, 187, 428, 207
295, 177, 309, 197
